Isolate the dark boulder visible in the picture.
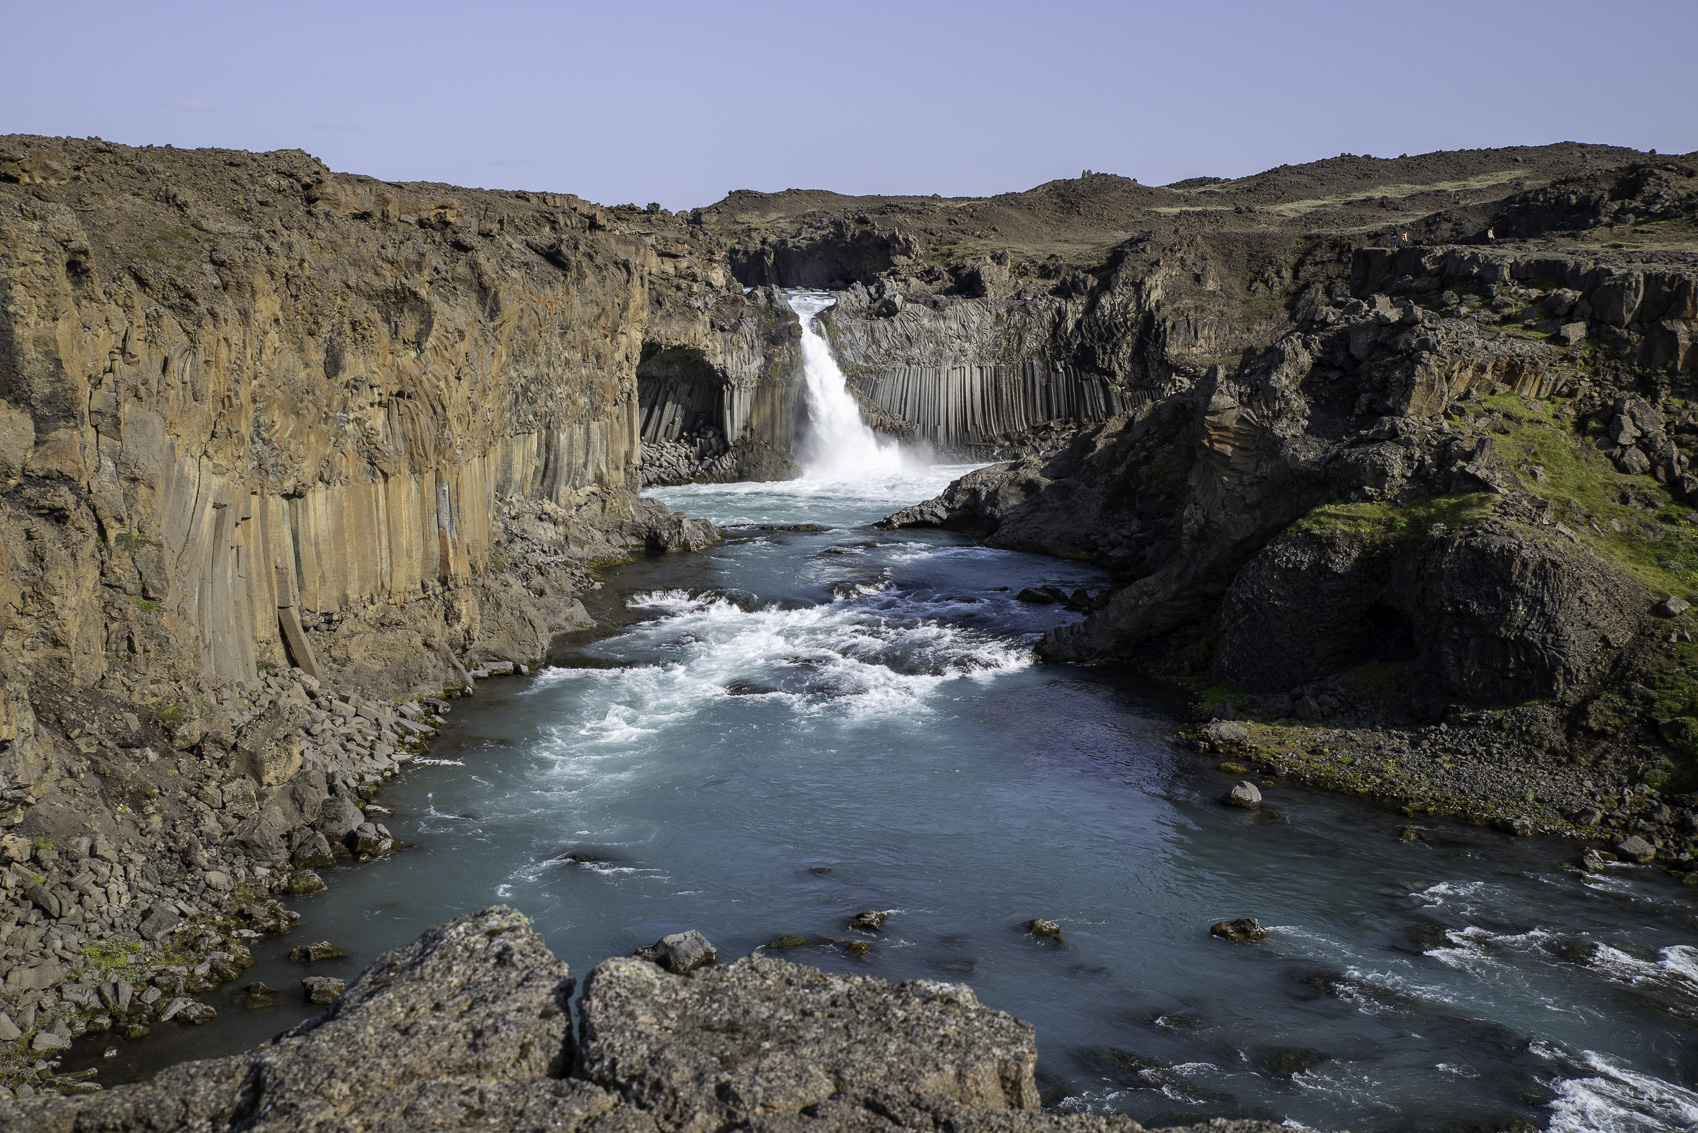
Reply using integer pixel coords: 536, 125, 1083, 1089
1211, 918, 1269, 942
634, 930, 717, 974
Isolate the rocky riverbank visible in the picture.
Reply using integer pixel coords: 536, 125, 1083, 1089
0, 905, 1295, 1132
4, 132, 1697, 1118
0, 662, 548, 1094
0, 133, 729, 1096
1190, 716, 1698, 870
877, 234, 1698, 867
718, 154, 1698, 856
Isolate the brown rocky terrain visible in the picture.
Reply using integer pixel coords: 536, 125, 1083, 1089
0, 134, 796, 1092
852, 165, 1698, 852
708, 144, 1696, 458
4, 131, 1698, 1112
701, 143, 1698, 846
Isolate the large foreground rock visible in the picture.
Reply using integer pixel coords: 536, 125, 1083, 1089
1, 907, 1297, 1133
578, 953, 1038, 1128
2, 906, 584, 1133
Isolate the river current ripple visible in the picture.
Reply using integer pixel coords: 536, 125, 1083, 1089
91, 465, 1698, 1133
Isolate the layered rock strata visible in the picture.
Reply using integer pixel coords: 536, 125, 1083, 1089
707, 149, 1695, 464
885, 241, 1698, 838
0, 135, 756, 1086
0, 906, 1292, 1132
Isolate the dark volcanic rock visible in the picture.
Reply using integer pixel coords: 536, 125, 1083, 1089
576, 952, 1040, 1128
1211, 918, 1270, 942
3, 907, 1292, 1133
301, 976, 347, 1004
5, 906, 578, 1132
634, 929, 717, 974
288, 940, 350, 963
1214, 520, 1646, 702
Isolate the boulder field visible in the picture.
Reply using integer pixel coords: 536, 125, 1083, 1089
0, 906, 1288, 1133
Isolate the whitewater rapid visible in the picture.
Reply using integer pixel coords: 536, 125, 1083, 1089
92, 317, 1698, 1133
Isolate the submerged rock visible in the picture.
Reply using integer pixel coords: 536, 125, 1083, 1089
241, 983, 284, 1009
848, 909, 888, 931
289, 941, 350, 963
1026, 918, 1063, 937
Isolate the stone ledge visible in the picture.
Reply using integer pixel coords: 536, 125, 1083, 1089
0, 907, 1305, 1133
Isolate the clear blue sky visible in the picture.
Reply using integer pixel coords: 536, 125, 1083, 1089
4, 0, 1694, 210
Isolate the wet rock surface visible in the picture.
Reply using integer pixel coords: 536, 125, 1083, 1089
1, 908, 1294, 1133
1210, 919, 1269, 943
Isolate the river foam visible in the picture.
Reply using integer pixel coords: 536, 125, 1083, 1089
103, 402, 1698, 1133
526, 585, 1034, 746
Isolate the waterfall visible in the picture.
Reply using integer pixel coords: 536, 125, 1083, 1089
785, 291, 911, 481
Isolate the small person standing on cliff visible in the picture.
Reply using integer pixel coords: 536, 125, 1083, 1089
1486, 226, 1495, 242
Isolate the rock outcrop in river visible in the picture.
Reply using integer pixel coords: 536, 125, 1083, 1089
0, 906, 1289, 1133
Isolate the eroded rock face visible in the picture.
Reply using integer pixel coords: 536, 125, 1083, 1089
885, 243, 1684, 696
2, 907, 1293, 1133
1401, 524, 1646, 703
0, 132, 775, 772
1212, 522, 1646, 704
0, 140, 778, 1019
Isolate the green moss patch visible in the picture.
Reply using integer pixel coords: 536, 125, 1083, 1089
80, 937, 144, 978
1291, 493, 1494, 543
1482, 390, 1698, 595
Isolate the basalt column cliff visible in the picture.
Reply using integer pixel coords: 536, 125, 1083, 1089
0, 137, 811, 1044
0, 136, 812, 788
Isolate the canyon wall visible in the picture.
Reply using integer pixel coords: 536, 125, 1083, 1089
0, 135, 790, 799
883, 240, 1698, 793
635, 285, 803, 484
743, 233, 1333, 457
819, 287, 1130, 456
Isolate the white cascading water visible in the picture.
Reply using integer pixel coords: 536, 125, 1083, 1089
785, 291, 912, 481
